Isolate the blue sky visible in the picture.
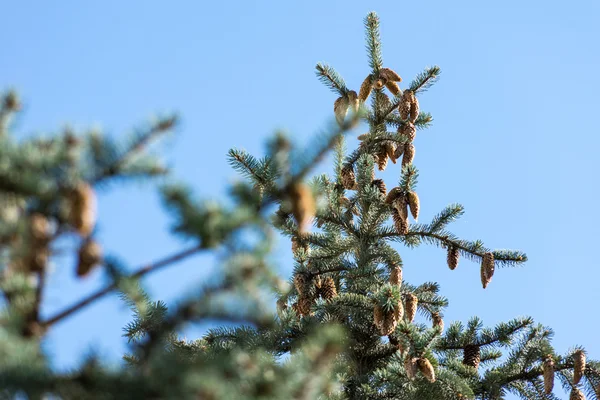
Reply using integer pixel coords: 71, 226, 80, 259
1, 0, 599, 394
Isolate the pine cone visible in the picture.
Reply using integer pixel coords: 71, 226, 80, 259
358, 75, 373, 102
385, 80, 400, 96
357, 133, 369, 141
404, 293, 418, 323
399, 122, 416, 142
293, 273, 308, 294
320, 277, 337, 300
570, 388, 585, 400
391, 207, 409, 235
543, 355, 554, 395
334, 96, 349, 125
407, 191, 420, 221
29, 213, 50, 242
379, 68, 402, 82
371, 179, 387, 196
385, 141, 397, 164
447, 245, 459, 270
462, 344, 481, 369
376, 146, 388, 171
347, 90, 359, 113
432, 312, 444, 332
289, 183, 315, 234
404, 357, 418, 380
77, 239, 102, 277
291, 236, 309, 254
417, 358, 436, 383
402, 143, 415, 167
573, 349, 586, 384
392, 195, 409, 220
276, 297, 288, 315
389, 266, 402, 287
374, 304, 384, 330
296, 295, 313, 316
394, 142, 405, 160
409, 94, 420, 123
385, 187, 403, 205
68, 182, 97, 237
341, 164, 357, 190
380, 311, 398, 336
399, 99, 411, 120
481, 252, 495, 289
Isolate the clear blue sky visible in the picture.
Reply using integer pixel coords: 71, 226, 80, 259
1, 0, 599, 394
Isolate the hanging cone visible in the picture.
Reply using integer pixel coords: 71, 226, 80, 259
334, 96, 349, 125
385, 80, 400, 96
432, 312, 444, 332
399, 122, 416, 142
371, 179, 387, 196
417, 358, 436, 383
447, 245, 459, 270
373, 78, 386, 90
379, 68, 402, 82
404, 293, 418, 323
29, 213, 50, 242
341, 164, 357, 190
296, 295, 313, 316
462, 344, 481, 369
320, 277, 337, 300
68, 182, 97, 237
570, 388, 585, 400
394, 142, 405, 160
404, 357, 418, 380
402, 143, 415, 167
77, 239, 102, 277
385, 141, 398, 164
543, 355, 554, 395
293, 273, 308, 294
291, 236, 309, 254
374, 304, 384, 330
481, 252, 495, 289
289, 183, 315, 234
391, 208, 409, 235
358, 75, 373, 102
399, 90, 412, 120
347, 90, 359, 113
380, 311, 399, 336
276, 297, 288, 316
389, 266, 402, 287
376, 146, 388, 171
385, 187, 403, 205
573, 349, 586, 384
407, 191, 420, 221
392, 195, 409, 221
409, 95, 420, 123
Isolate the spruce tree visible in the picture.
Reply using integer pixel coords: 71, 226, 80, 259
0, 11, 597, 400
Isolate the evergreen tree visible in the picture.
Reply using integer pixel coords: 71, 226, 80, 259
0, 11, 597, 400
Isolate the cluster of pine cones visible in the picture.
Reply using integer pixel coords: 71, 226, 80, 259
543, 350, 589, 399
7, 182, 102, 279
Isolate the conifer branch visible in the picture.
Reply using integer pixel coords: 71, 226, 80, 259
93, 115, 177, 183
41, 244, 202, 328
408, 66, 441, 94
364, 12, 383, 72
315, 63, 348, 95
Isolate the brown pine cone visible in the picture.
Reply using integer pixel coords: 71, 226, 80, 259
402, 143, 415, 167
358, 75, 373, 102
404, 293, 418, 323
447, 245, 459, 270
289, 183, 315, 234
543, 355, 554, 395
341, 164, 357, 190
409, 95, 420, 123
379, 67, 402, 82
385, 187, 403, 205
573, 349, 586, 384
432, 312, 444, 332
417, 358, 436, 383
385, 80, 400, 96
371, 179, 387, 196
407, 191, 420, 221
77, 239, 102, 277
399, 122, 416, 142
347, 90, 359, 113
404, 357, 417, 380
389, 266, 402, 287
481, 252, 495, 289
462, 344, 481, 369
385, 141, 397, 164
320, 277, 337, 300
68, 182, 97, 237
334, 96, 349, 125
391, 207, 409, 235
